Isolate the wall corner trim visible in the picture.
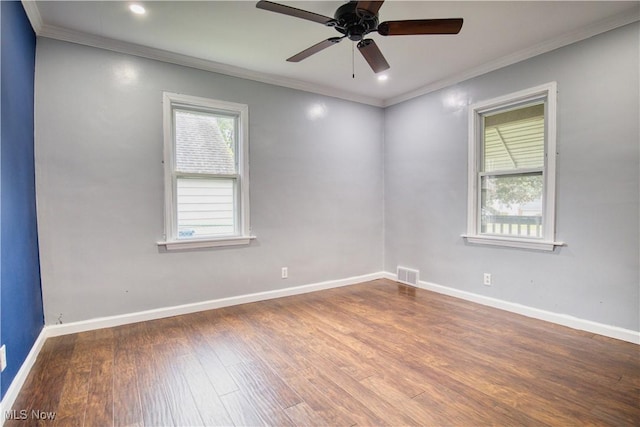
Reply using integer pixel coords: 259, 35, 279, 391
0, 328, 48, 426
381, 272, 640, 345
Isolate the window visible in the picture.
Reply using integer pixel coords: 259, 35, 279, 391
464, 82, 563, 251
159, 93, 252, 250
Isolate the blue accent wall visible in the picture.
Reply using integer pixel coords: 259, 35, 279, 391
0, 0, 44, 400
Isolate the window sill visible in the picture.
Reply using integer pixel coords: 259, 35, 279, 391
158, 235, 256, 251
461, 234, 564, 252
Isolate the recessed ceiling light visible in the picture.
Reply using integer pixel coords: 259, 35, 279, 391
377, 74, 389, 82
129, 4, 146, 15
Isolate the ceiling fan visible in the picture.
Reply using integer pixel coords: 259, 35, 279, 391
256, 0, 463, 74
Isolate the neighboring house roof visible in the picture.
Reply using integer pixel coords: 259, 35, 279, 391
175, 110, 236, 175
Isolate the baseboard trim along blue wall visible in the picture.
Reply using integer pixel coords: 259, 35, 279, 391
0, 0, 45, 400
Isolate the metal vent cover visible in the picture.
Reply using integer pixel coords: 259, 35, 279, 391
397, 266, 419, 286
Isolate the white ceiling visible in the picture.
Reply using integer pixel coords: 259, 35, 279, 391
28, 1, 639, 106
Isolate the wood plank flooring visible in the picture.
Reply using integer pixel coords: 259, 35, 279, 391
6, 279, 640, 426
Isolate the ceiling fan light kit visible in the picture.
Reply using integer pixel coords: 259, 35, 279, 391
256, 0, 463, 74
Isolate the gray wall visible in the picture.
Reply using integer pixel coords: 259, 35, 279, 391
35, 23, 639, 332
384, 22, 639, 331
35, 38, 384, 324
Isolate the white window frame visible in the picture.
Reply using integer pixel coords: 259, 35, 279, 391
158, 92, 253, 251
463, 82, 564, 251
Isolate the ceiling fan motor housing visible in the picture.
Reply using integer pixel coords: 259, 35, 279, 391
333, 1, 379, 41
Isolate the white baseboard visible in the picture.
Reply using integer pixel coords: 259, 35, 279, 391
2, 269, 636, 424
383, 272, 640, 345
0, 328, 48, 427
46, 271, 386, 337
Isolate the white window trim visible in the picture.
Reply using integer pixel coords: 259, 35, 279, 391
462, 82, 564, 252
157, 92, 254, 251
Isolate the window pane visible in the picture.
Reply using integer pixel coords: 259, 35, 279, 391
174, 110, 236, 175
483, 104, 544, 172
481, 172, 543, 237
177, 177, 235, 238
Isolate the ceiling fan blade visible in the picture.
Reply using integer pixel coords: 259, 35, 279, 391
287, 37, 343, 62
356, 1, 384, 16
357, 39, 390, 73
256, 0, 334, 25
378, 18, 463, 36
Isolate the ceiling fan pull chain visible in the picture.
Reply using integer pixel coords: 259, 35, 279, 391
352, 42, 355, 79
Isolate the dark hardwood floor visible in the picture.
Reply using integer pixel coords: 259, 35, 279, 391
6, 279, 640, 426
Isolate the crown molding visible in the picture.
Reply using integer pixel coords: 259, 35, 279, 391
22, 1, 639, 109
21, 0, 43, 33
383, 9, 640, 107
35, 23, 384, 107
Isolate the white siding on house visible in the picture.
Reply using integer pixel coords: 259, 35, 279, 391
177, 178, 235, 237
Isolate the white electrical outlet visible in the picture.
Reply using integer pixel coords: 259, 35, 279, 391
483, 273, 492, 286
1, 345, 6, 372
281, 267, 288, 279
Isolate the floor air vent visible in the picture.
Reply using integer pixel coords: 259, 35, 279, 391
397, 266, 419, 286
